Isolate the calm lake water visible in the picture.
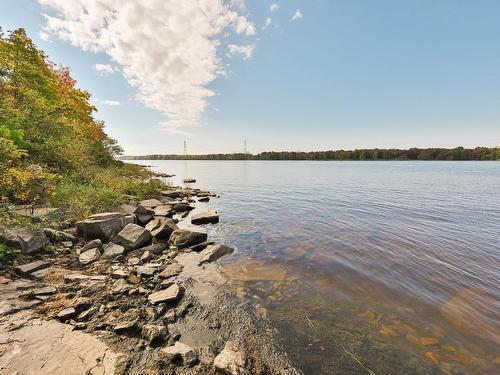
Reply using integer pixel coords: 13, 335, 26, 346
128, 160, 500, 375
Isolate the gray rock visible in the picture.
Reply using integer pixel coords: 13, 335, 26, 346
198, 196, 210, 202
79, 248, 101, 265
140, 250, 152, 262
159, 263, 183, 278
182, 178, 196, 183
169, 229, 207, 249
214, 341, 249, 375
161, 341, 197, 366
139, 198, 164, 208
161, 190, 184, 199
145, 218, 178, 241
43, 228, 78, 242
133, 205, 155, 225
172, 203, 194, 213
80, 239, 102, 252
112, 279, 130, 294
16, 260, 50, 275
111, 269, 128, 279
3, 227, 49, 254
64, 273, 90, 283
153, 204, 173, 217
199, 244, 234, 265
142, 324, 168, 347
57, 307, 76, 320
103, 242, 125, 259
76, 212, 132, 241
114, 223, 152, 251
148, 283, 182, 304
191, 210, 219, 225
62, 241, 73, 248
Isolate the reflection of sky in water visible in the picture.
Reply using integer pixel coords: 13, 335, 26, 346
128, 160, 500, 374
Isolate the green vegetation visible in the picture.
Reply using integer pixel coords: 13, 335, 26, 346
0, 28, 162, 220
124, 147, 500, 161
0, 243, 20, 260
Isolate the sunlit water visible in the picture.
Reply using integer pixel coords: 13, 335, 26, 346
127, 160, 500, 374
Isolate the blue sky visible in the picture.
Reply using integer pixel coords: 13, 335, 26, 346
1, 0, 499, 154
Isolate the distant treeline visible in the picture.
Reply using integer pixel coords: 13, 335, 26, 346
122, 147, 500, 161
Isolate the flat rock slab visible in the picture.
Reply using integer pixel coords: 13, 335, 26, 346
16, 260, 50, 275
139, 199, 164, 208
199, 244, 234, 265
153, 204, 173, 217
0, 318, 117, 374
191, 210, 219, 225
148, 283, 182, 304
159, 263, 184, 278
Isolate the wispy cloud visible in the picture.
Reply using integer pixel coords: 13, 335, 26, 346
291, 9, 303, 22
270, 4, 279, 13
39, 0, 256, 135
95, 98, 121, 106
94, 63, 118, 75
227, 44, 255, 59
262, 17, 273, 30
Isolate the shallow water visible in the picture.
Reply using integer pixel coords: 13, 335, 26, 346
128, 160, 500, 374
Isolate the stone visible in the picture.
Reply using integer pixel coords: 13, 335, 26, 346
139, 243, 169, 255
44, 228, 78, 242
103, 242, 125, 259
76, 212, 132, 241
34, 286, 57, 295
112, 279, 129, 294
113, 320, 137, 334
15, 260, 50, 275
140, 250, 152, 262
148, 283, 182, 304
172, 203, 194, 213
191, 210, 219, 225
153, 204, 173, 217
161, 341, 197, 366
114, 223, 152, 251
142, 324, 168, 347
128, 257, 141, 266
64, 273, 90, 283
199, 244, 234, 265
161, 190, 184, 199
198, 196, 210, 202
189, 241, 214, 252
133, 205, 155, 225
57, 307, 76, 320
111, 269, 128, 279
198, 345, 216, 366
214, 341, 248, 375
159, 263, 183, 278
169, 229, 207, 249
3, 227, 49, 254
62, 241, 73, 248
182, 178, 196, 183
80, 239, 102, 252
145, 218, 178, 241
79, 248, 101, 265
139, 198, 164, 208
136, 265, 156, 277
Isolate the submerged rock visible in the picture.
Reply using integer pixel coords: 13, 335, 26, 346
76, 212, 133, 241
159, 263, 183, 278
3, 227, 49, 254
199, 244, 234, 265
169, 229, 207, 249
191, 210, 219, 225
114, 224, 152, 251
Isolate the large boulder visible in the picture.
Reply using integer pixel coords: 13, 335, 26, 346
134, 206, 155, 226
76, 212, 133, 241
153, 204, 173, 217
191, 210, 219, 225
172, 203, 194, 213
3, 227, 48, 254
114, 224, 152, 251
169, 229, 207, 249
199, 244, 234, 265
139, 199, 163, 208
145, 218, 178, 241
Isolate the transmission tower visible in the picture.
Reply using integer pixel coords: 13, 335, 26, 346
243, 139, 248, 154
183, 141, 187, 156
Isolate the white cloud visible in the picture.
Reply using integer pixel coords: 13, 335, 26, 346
262, 17, 272, 30
101, 100, 121, 106
227, 44, 255, 59
291, 9, 303, 22
270, 4, 279, 13
94, 63, 118, 75
39, 30, 51, 41
38, 0, 256, 134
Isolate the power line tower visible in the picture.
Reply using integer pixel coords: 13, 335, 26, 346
243, 139, 248, 154
183, 141, 187, 156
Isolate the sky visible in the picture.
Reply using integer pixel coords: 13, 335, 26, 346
1, 0, 499, 155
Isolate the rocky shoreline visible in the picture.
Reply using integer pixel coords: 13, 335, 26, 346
0, 187, 299, 374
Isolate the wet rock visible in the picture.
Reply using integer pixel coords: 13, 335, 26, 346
169, 229, 207, 249
198, 196, 210, 202
57, 307, 76, 320
214, 341, 249, 375
161, 190, 184, 199
76, 212, 133, 241
134, 205, 155, 225
199, 244, 234, 265
103, 242, 125, 259
3, 227, 49, 254
189, 241, 214, 252
16, 260, 50, 275
183, 178, 196, 183
159, 263, 183, 278
145, 217, 178, 241
142, 324, 168, 347
191, 210, 219, 225
79, 248, 101, 265
153, 204, 173, 217
172, 203, 194, 213
114, 223, 152, 251
44, 228, 78, 243
148, 283, 183, 304
80, 239, 102, 252
161, 341, 197, 366
139, 198, 164, 208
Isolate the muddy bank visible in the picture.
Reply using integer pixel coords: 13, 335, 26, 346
0, 187, 298, 375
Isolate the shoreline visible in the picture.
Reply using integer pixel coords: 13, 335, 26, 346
0, 184, 299, 374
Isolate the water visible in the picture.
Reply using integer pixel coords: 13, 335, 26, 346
128, 160, 500, 374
